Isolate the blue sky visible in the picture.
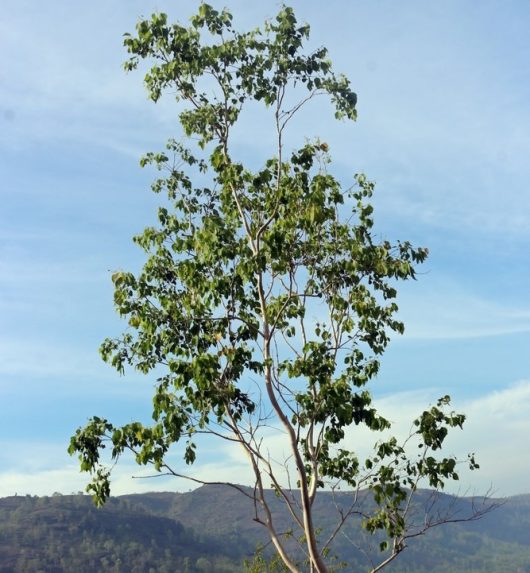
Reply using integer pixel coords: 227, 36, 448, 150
1, 0, 529, 497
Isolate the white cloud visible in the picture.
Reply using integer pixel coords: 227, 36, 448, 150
3, 381, 528, 498
0, 463, 183, 498
128, 379, 530, 497
0, 438, 248, 498
358, 382, 530, 497
452, 380, 530, 495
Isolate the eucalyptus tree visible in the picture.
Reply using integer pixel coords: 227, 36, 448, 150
70, 5, 483, 572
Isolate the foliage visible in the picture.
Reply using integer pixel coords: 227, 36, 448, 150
0, 493, 241, 573
69, 5, 481, 572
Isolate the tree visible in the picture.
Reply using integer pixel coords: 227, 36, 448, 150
69, 5, 486, 572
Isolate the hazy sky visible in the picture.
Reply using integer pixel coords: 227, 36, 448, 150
1, 0, 529, 498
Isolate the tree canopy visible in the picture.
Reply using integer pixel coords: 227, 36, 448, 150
70, 5, 481, 572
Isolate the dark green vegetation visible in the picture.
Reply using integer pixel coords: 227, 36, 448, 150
70, 5, 481, 571
1, 487, 529, 572
0, 491, 238, 573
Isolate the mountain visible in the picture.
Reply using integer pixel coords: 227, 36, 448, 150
1, 486, 529, 572
0, 493, 240, 573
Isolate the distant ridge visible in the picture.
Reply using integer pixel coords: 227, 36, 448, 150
1, 487, 529, 572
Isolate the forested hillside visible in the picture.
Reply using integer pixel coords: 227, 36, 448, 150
1, 487, 529, 572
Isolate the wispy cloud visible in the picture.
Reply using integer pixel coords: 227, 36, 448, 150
3, 0, 529, 237
0, 337, 100, 379
397, 278, 530, 340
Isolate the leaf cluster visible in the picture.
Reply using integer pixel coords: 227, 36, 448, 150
69, 5, 481, 572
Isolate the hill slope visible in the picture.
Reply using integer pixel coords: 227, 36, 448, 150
1, 487, 529, 572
